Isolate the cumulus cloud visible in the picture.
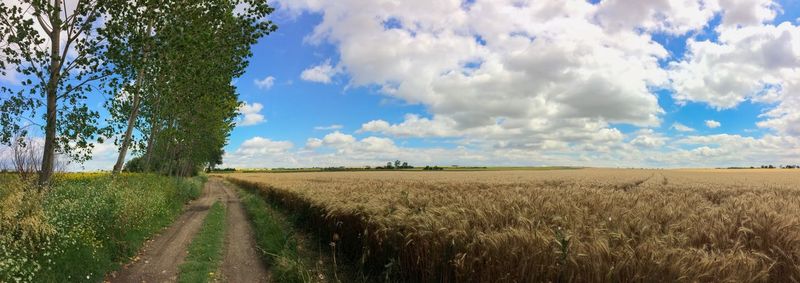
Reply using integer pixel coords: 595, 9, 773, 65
705, 120, 722, 128
237, 137, 294, 154
669, 21, 798, 109
321, 131, 356, 145
304, 138, 323, 149
718, 0, 779, 28
595, 0, 719, 35
358, 114, 458, 137
629, 129, 668, 148
300, 60, 339, 83
222, 137, 297, 168
671, 122, 696, 132
238, 102, 266, 126
280, 0, 668, 145
219, 131, 800, 169
254, 76, 276, 90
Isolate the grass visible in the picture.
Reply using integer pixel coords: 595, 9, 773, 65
227, 169, 800, 282
0, 173, 204, 282
178, 201, 226, 283
235, 183, 316, 283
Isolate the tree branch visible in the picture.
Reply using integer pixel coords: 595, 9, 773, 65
57, 73, 109, 100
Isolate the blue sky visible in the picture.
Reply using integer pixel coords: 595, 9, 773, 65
210, 0, 800, 168
3, 0, 800, 170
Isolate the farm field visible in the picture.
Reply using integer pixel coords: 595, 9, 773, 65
226, 169, 800, 282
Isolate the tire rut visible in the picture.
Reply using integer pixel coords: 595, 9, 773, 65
219, 179, 270, 282
111, 179, 229, 282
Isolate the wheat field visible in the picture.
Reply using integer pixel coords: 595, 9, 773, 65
225, 169, 800, 282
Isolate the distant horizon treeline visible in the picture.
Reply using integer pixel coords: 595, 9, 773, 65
0, 0, 277, 184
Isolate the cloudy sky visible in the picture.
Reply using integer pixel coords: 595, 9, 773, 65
5, 0, 800, 170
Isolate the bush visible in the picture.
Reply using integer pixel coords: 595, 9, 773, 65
123, 157, 146, 172
0, 173, 204, 282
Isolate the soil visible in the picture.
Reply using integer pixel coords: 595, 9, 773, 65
111, 178, 269, 283
219, 180, 270, 282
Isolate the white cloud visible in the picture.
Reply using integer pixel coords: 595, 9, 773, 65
238, 102, 266, 126
305, 138, 323, 149
671, 122, 696, 132
300, 60, 339, 83
669, 21, 799, 109
314, 124, 343, 130
219, 131, 800, 169
705, 120, 722, 128
629, 129, 668, 148
281, 0, 669, 145
718, 0, 779, 28
358, 114, 458, 137
321, 131, 356, 145
595, 0, 719, 35
237, 137, 294, 154
222, 137, 297, 168
254, 76, 276, 90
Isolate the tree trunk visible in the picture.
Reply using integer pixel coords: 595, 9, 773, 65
39, 0, 62, 186
143, 119, 158, 170
111, 90, 141, 173
112, 24, 151, 174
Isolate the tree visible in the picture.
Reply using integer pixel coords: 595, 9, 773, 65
1, 0, 108, 185
394, 160, 401, 168
386, 162, 394, 169
402, 162, 409, 168
100, 0, 164, 174
117, 0, 275, 176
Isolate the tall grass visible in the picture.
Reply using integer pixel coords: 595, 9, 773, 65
0, 173, 204, 282
226, 169, 800, 282
236, 183, 313, 282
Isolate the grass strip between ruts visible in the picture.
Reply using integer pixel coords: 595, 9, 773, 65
178, 201, 226, 283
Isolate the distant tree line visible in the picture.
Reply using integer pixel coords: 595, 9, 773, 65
759, 165, 800, 169
1, 0, 277, 184
376, 160, 414, 169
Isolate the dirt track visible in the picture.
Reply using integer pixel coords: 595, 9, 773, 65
112, 178, 268, 283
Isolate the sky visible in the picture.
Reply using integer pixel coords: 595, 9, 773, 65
3, 0, 800, 170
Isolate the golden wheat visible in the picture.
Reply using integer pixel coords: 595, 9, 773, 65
224, 169, 800, 282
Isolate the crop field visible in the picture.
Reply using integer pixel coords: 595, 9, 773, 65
226, 169, 800, 282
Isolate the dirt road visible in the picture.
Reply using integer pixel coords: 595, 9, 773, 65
112, 178, 268, 283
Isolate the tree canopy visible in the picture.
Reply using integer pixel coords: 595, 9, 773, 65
0, 0, 276, 182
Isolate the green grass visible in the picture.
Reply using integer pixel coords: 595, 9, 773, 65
0, 173, 204, 282
178, 201, 226, 283
236, 184, 314, 283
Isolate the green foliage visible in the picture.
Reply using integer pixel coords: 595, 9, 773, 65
0, 0, 110, 184
1, 0, 277, 182
0, 173, 203, 282
236, 185, 312, 283
178, 201, 226, 283
99, 0, 277, 176
123, 156, 146, 172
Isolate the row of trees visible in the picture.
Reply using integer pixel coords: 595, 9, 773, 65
378, 160, 414, 169
0, 0, 276, 184
758, 165, 800, 169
